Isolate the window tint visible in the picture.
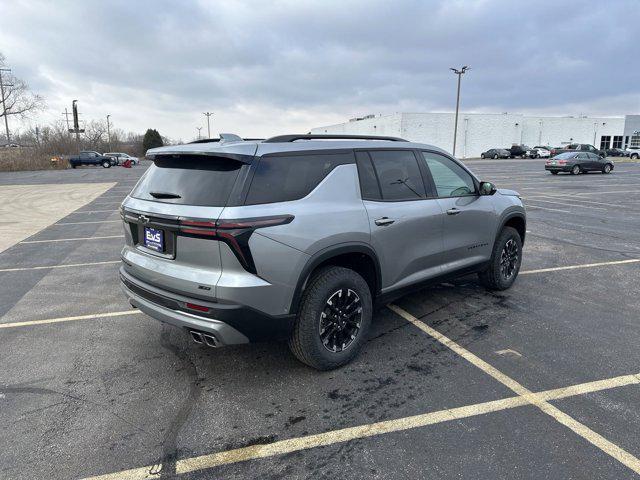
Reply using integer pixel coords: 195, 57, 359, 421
421, 151, 476, 197
131, 155, 243, 206
245, 152, 352, 205
368, 150, 425, 201
355, 151, 381, 200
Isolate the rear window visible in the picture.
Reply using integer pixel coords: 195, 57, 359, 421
554, 152, 578, 159
245, 152, 353, 205
131, 155, 244, 206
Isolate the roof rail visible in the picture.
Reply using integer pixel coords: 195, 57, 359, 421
263, 134, 408, 143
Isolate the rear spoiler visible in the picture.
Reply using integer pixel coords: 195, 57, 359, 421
146, 137, 258, 162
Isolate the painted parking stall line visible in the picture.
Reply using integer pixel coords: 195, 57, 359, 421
82, 371, 640, 480
0, 260, 120, 273
520, 259, 640, 275
0, 310, 142, 329
388, 304, 640, 476
20, 235, 124, 244
55, 220, 122, 225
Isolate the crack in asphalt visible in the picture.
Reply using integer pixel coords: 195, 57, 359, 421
156, 325, 204, 477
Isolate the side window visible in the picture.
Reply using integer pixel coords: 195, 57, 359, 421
245, 152, 353, 205
355, 151, 382, 200
577, 153, 587, 159
421, 151, 476, 197
368, 150, 426, 201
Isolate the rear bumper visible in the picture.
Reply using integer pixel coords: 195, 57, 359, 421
120, 267, 294, 344
545, 165, 571, 172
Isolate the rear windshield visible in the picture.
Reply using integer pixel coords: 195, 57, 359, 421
131, 155, 243, 206
554, 152, 578, 159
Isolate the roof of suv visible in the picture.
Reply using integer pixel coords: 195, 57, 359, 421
146, 134, 450, 159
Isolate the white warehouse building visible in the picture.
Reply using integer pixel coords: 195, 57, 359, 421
311, 113, 640, 158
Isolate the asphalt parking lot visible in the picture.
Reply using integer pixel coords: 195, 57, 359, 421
1, 158, 639, 480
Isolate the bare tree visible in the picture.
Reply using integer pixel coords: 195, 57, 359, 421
0, 53, 45, 142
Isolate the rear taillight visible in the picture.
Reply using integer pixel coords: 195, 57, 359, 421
178, 215, 294, 273
557, 160, 567, 165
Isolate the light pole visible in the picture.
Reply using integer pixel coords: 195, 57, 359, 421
106, 114, 111, 151
593, 122, 606, 146
450, 66, 469, 156
538, 120, 543, 145
196, 127, 202, 140
203, 112, 213, 138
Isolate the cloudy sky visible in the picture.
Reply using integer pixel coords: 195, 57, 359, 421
1, 0, 639, 141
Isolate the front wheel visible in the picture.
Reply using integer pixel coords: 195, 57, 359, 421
570, 165, 581, 175
602, 164, 612, 174
289, 266, 372, 370
493, 154, 498, 159
478, 227, 522, 291
102, 160, 111, 168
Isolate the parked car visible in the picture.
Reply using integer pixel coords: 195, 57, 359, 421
509, 145, 531, 158
105, 152, 140, 165
604, 148, 626, 157
625, 146, 640, 159
68, 151, 117, 168
550, 143, 605, 158
545, 151, 614, 175
481, 148, 511, 159
530, 146, 551, 158
119, 133, 526, 370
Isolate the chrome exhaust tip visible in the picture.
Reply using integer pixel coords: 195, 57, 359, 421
189, 330, 204, 344
202, 333, 220, 348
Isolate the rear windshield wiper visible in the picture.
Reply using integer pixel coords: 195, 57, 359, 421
149, 191, 181, 199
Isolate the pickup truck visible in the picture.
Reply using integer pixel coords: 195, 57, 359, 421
549, 144, 605, 158
69, 151, 117, 168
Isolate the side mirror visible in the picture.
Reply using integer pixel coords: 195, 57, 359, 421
479, 181, 497, 196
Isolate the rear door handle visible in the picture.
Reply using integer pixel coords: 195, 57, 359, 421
374, 217, 395, 226
446, 208, 462, 215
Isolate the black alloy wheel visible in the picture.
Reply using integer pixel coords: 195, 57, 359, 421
500, 239, 519, 281
319, 288, 363, 353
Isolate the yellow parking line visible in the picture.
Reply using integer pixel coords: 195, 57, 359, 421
388, 304, 640, 476
0, 260, 119, 273
69, 209, 119, 214
82, 371, 640, 480
0, 310, 142, 329
20, 235, 123, 244
521, 259, 640, 275
55, 220, 121, 225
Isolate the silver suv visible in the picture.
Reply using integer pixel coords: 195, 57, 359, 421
120, 134, 526, 370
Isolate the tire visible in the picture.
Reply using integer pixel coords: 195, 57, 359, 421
570, 165, 581, 175
478, 226, 523, 291
71, 164, 76, 169
631, 154, 639, 160
551, 171, 558, 175
102, 160, 111, 168
493, 154, 498, 159
481, 154, 485, 159
602, 164, 612, 174
289, 266, 372, 370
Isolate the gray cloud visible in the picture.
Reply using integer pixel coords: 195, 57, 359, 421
1, 0, 639, 140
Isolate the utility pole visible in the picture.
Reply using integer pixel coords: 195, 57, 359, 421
196, 126, 202, 140
106, 114, 111, 151
203, 112, 213, 138
0, 67, 14, 144
449, 66, 469, 156
63, 108, 72, 133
